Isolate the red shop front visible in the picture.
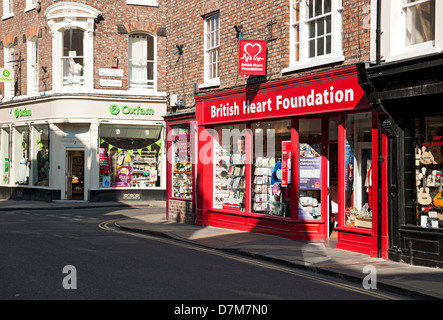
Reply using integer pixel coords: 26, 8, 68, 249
195, 66, 389, 258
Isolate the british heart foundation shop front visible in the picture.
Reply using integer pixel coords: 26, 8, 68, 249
194, 66, 389, 258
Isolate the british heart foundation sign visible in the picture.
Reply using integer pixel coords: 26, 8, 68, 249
239, 39, 267, 76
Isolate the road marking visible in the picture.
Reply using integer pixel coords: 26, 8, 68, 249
99, 219, 401, 300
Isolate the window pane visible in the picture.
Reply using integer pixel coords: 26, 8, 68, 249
345, 112, 373, 229
405, 0, 435, 46
63, 29, 84, 56
317, 37, 324, 56
33, 125, 50, 186
0, 128, 10, 185
252, 120, 291, 217
324, 0, 331, 13
299, 119, 322, 220
129, 34, 155, 89
213, 124, 247, 212
413, 115, 443, 229
14, 126, 30, 185
309, 39, 315, 58
100, 125, 162, 188
171, 124, 192, 199
318, 19, 325, 36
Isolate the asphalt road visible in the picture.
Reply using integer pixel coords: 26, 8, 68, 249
0, 206, 407, 304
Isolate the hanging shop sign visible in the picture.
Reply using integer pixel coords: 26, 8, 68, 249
0, 68, 14, 83
198, 73, 365, 125
238, 39, 267, 76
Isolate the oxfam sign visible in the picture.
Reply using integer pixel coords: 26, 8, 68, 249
14, 108, 32, 118
0, 68, 14, 83
109, 104, 154, 116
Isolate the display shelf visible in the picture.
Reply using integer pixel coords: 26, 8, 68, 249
213, 143, 245, 211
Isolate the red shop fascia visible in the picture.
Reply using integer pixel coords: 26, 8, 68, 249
195, 66, 389, 258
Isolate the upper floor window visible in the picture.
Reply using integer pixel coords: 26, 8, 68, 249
128, 33, 156, 91
45, 2, 101, 92
62, 28, 84, 87
285, 0, 343, 73
2, 0, 13, 19
380, 0, 441, 62
203, 12, 220, 85
26, 0, 37, 11
27, 36, 39, 93
403, 0, 435, 47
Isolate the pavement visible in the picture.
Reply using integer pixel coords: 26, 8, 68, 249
2, 199, 443, 300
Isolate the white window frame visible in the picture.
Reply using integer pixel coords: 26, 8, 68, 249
379, 0, 442, 62
201, 12, 220, 89
3, 44, 15, 99
284, 0, 344, 74
128, 33, 157, 92
27, 36, 39, 95
25, 0, 37, 12
45, 2, 101, 93
126, 0, 158, 7
2, 0, 14, 20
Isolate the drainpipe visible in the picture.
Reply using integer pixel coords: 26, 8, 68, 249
376, 0, 383, 258
376, 0, 382, 65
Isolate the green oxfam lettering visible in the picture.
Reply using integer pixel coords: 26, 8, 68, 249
109, 104, 154, 116
14, 108, 32, 118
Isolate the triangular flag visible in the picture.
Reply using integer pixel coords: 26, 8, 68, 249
147, 145, 152, 151
155, 139, 162, 147
128, 150, 133, 157
137, 149, 142, 156
108, 144, 113, 151
118, 148, 123, 154
100, 138, 105, 144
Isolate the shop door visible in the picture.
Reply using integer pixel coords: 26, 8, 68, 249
65, 150, 85, 200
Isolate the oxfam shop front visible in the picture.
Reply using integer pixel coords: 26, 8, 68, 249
0, 96, 166, 202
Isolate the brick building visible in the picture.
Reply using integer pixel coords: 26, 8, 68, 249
0, 0, 169, 201
163, 0, 391, 258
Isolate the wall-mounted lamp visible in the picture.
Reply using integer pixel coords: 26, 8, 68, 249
234, 25, 243, 39
174, 44, 183, 56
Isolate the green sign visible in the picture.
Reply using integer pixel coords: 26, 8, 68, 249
14, 108, 32, 118
0, 68, 14, 83
109, 104, 154, 116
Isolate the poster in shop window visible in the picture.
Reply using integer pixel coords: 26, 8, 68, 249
99, 148, 110, 174
281, 141, 291, 187
299, 143, 321, 190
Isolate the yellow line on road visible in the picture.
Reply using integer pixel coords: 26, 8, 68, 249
99, 219, 400, 300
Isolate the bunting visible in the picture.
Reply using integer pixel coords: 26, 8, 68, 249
100, 138, 163, 156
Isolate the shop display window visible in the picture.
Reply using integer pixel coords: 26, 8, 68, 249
298, 119, 322, 219
344, 112, 373, 229
213, 124, 247, 212
414, 115, 443, 229
32, 125, 50, 186
252, 120, 291, 217
99, 124, 162, 188
0, 128, 10, 185
171, 124, 192, 199
13, 126, 30, 185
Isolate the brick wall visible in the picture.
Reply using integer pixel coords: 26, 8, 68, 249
0, 0, 370, 102
168, 199, 194, 224
164, 0, 371, 112
0, 0, 167, 95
